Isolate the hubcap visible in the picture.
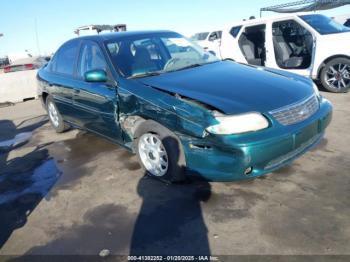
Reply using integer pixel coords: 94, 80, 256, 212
48, 102, 60, 127
138, 134, 168, 177
325, 63, 350, 90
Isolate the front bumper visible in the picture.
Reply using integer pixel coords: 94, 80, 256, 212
179, 97, 332, 181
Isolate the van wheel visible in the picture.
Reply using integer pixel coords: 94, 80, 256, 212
46, 96, 70, 133
320, 58, 350, 93
135, 121, 186, 183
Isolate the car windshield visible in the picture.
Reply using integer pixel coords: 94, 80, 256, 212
190, 32, 209, 41
105, 33, 219, 78
300, 14, 350, 35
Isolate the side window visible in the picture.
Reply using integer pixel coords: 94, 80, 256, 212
54, 41, 79, 75
208, 31, 222, 41
78, 41, 107, 78
230, 26, 242, 38
48, 53, 58, 72
218, 31, 222, 39
208, 31, 218, 41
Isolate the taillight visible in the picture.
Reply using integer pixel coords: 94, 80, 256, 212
3, 66, 11, 73
25, 64, 34, 70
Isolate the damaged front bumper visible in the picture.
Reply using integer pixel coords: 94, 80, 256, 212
178, 97, 332, 181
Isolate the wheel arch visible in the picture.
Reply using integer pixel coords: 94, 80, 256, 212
133, 119, 187, 181
133, 119, 176, 140
317, 54, 350, 80
42, 92, 49, 103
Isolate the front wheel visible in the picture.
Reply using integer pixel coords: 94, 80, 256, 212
320, 58, 350, 93
135, 121, 186, 183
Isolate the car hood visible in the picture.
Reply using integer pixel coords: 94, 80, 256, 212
138, 61, 314, 114
319, 31, 350, 41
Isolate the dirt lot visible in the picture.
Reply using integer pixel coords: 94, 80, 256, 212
0, 91, 349, 257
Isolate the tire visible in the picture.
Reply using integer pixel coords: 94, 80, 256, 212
134, 120, 186, 183
46, 95, 70, 133
320, 58, 350, 93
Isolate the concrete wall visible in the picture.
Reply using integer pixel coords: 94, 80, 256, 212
0, 70, 38, 103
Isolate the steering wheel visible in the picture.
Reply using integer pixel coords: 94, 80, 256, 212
164, 58, 181, 71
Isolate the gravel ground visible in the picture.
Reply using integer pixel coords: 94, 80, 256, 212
0, 91, 349, 258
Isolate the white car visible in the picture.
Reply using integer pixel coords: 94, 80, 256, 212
190, 30, 222, 56
218, 13, 350, 93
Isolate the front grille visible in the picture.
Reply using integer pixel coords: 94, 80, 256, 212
264, 133, 322, 170
269, 95, 319, 126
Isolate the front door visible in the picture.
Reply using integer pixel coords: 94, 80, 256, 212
73, 40, 122, 142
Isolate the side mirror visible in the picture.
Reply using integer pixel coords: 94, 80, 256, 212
84, 69, 107, 82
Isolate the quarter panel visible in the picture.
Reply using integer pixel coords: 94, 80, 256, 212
311, 35, 350, 78
37, 68, 78, 123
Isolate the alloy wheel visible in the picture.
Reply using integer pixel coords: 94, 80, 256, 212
138, 133, 169, 177
325, 63, 350, 90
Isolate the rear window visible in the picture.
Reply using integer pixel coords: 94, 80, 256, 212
230, 26, 242, 38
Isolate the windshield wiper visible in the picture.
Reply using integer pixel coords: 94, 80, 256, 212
168, 61, 220, 73
172, 63, 203, 72
128, 71, 162, 79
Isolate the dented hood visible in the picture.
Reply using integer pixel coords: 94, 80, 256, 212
138, 61, 314, 114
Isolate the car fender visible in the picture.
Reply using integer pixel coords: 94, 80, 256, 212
117, 80, 213, 145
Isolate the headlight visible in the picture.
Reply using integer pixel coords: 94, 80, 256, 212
312, 82, 320, 98
206, 112, 269, 135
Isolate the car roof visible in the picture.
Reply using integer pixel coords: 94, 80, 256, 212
224, 12, 317, 28
71, 30, 180, 43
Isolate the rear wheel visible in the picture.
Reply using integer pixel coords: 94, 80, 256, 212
46, 96, 70, 133
320, 58, 350, 93
135, 121, 186, 183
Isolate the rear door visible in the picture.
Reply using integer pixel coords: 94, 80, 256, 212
46, 40, 80, 123
73, 40, 122, 142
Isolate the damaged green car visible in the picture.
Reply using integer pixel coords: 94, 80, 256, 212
37, 30, 332, 182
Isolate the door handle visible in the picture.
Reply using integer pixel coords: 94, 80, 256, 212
74, 89, 80, 94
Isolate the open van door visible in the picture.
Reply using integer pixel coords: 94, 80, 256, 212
265, 18, 315, 78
